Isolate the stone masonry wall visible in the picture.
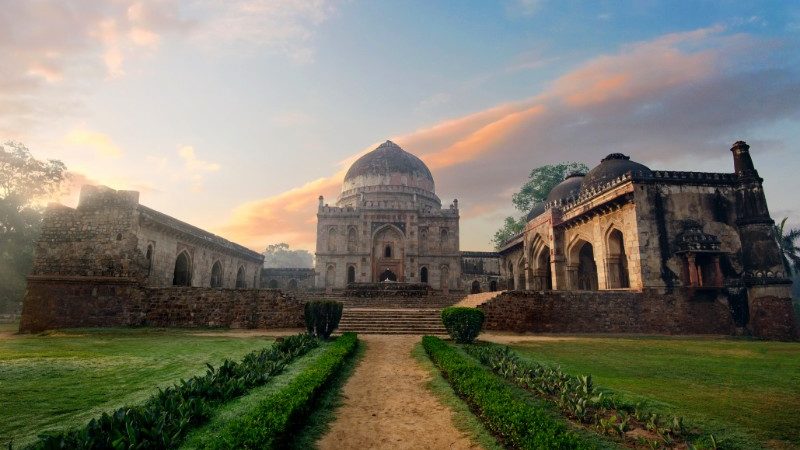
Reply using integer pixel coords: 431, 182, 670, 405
20, 279, 304, 333
479, 290, 735, 335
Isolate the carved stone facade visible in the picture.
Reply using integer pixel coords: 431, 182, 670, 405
460, 251, 502, 293
499, 142, 796, 339
315, 141, 461, 290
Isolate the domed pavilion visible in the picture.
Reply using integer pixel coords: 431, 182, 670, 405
315, 141, 462, 290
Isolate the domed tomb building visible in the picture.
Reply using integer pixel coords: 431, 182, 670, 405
315, 141, 461, 289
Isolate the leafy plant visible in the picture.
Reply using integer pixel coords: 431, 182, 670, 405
305, 300, 343, 339
422, 336, 598, 449
203, 333, 358, 449
440, 307, 484, 343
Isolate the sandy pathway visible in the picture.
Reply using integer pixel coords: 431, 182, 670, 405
318, 335, 481, 450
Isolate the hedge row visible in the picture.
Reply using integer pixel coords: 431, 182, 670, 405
28, 334, 318, 450
200, 332, 358, 449
422, 336, 600, 450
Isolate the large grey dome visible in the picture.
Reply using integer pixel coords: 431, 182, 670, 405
526, 202, 547, 221
580, 153, 652, 194
546, 172, 585, 203
344, 140, 433, 187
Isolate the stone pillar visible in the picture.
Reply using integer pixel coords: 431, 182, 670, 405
687, 254, 699, 287
713, 255, 723, 287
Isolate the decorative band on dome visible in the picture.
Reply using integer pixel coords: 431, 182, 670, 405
601, 153, 631, 162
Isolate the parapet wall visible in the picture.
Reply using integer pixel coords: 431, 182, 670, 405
479, 290, 736, 336
19, 278, 304, 333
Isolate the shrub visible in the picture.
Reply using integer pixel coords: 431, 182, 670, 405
441, 307, 484, 343
305, 300, 343, 339
27, 334, 318, 450
422, 336, 597, 450
203, 333, 358, 449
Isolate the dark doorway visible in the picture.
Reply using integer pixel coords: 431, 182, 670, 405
379, 269, 397, 282
288, 279, 298, 290
577, 242, 598, 290
268, 279, 278, 289
384, 245, 393, 258
347, 265, 356, 283
172, 251, 191, 286
490, 280, 498, 291
210, 261, 223, 288
420, 267, 428, 283
471, 280, 481, 294
235, 266, 246, 288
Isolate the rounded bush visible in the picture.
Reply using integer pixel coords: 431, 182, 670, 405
441, 307, 484, 343
304, 300, 343, 339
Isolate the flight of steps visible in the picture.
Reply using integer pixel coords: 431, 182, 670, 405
338, 308, 448, 335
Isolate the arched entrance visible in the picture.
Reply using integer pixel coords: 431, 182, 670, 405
440, 266, 450, 290
471, 280, 481, 294
575, 241, 597, 291
420, 266, 429, 284
288, 279, 298, 290
347, 265, 356, 284
379, 269, 397, 282
210, 261, 223, 288
235, 266, 247, 288
606, 229, 630, 288
372, 225, 404, 282
489, 280, 498, 292
268, 279, 278, 289
172, 251, 191, 286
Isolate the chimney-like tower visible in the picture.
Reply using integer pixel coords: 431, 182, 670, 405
731, 141, 772, 225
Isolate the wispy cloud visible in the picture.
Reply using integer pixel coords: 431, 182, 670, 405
64, 128, 124, 158
178, 145, 221, 192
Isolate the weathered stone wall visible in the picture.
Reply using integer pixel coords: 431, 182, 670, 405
19, 279, 304, 333
479, 290, 736, 335
460, 251, 501, 292
261, 268, 316, 290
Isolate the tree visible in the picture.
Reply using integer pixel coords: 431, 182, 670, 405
774, 217, 800, 276
0, 142, 68, 312
492, 162, 588, 249
262, 243, 314, 268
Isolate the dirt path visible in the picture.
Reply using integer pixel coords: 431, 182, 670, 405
318, 335, 481, 450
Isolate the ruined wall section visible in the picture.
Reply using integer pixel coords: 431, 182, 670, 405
479, 290, 735, 336
31, 186, 148, 279
261, 268, 316, 290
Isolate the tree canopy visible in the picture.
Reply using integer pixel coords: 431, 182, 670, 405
492, 162, 588, 250
262, 243, 314, 268
0, 142, 68, 312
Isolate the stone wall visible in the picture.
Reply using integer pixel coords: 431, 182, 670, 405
479, 290, 736, 335
261, 268, 316, 290
19, 278, 304, 333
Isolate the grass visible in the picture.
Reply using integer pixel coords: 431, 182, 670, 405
505, 335, 800, 449
0, 327, 274, 448
411, 341, 504, 450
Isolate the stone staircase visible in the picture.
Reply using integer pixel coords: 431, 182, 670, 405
338, 308, 448, 335
454, 291, 506, 308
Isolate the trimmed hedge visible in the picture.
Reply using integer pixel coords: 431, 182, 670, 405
305, 300, 344, 339
441, 307, 484, 343
201, 332, 358, 449
422, 336, 598, 450
27, 334, 318, 450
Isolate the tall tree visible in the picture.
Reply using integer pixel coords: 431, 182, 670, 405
0, 142, 67, 312
492, 162, 588, 249
774, 217, 800, 276
262, 243, 314, 268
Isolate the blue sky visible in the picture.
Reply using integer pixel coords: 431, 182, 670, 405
3, 0, 799, 251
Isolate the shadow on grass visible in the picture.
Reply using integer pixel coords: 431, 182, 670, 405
286, 337, 366, 450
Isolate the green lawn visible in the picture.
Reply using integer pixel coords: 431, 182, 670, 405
504, 336, 800, 449
0, 327, 274, 447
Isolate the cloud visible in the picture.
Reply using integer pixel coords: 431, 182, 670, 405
178, 145, 221, 192
506, 0, 544, 17
218, 26, 800, 251
0, 1, 338, 135
64, 128, 124, 158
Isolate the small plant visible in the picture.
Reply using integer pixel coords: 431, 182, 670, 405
304, 300, 343, 339
440, 307, 484, 343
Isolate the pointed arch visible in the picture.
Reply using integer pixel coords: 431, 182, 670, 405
347, 265, 356, 284
325, 264, 335, 288
268, 279, 279, 289
327, 226, 337, 252
420, 266, 429, 284
210, 260, 223, 288
605, 227, 630, 289
471, 280, 481, 294
172, 251, 191, 286
235, 265, 247, 288
440, 265, 450, 290
568, 237, 598, 291
347, 226, 358, 253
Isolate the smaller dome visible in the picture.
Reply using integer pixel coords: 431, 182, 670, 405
526, 202, 546, 221
580, 153, 652, 194
545, 172, 585, 203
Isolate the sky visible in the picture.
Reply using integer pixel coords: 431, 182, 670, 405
3, 0, 800, 252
